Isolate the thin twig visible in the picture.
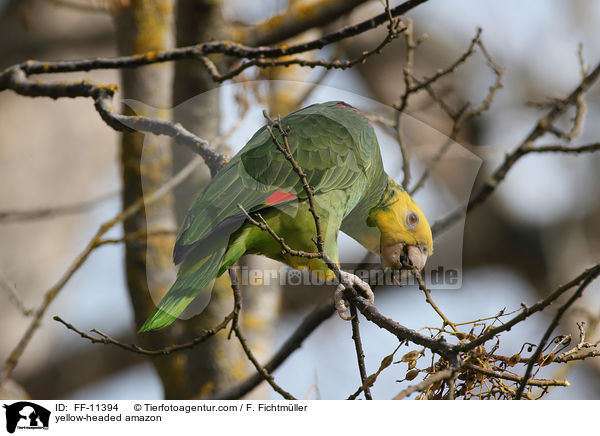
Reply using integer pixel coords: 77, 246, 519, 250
514, 270, 599, 399
229, 270, 295, 400
1, 0, 428, 79
232, 325, 296, 400
393, 368, 456, 400
0, 155, 206, 383
0, 191, 119, 223
44, 0, 109, 13
350, 304, 372, 400
413, 269, 458, 333
454, 264, 600, 353
200, 18, 406, 83
263, 112, 326, 255
408, 31, 504, 196
465, 363, 569, 388
227, 269, 242, 340
212, 299, 336, 400
237, 205, 320, 259
433, 59, 600, 235
350, 291, 458, 364
396, 28, 481, 114
0, 69, 226, 175
0, 272, 33, 316
53, 313, 233, 356
96, 228, 176, 247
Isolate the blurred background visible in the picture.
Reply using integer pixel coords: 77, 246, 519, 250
0, 0, 599, 399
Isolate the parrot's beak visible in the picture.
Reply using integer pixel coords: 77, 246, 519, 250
381, 243, 428, 270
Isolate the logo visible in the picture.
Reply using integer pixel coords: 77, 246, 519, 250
3, 402, 50, 433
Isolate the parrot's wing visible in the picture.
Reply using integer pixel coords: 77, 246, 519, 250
141, 102, 379, 332
174, 102, 376, 264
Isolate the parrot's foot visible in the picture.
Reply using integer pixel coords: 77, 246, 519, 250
334, 272, 374, 320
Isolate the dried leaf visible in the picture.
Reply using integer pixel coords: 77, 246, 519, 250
541, 353, 555, 366
508, 353, 521, 367
401, 350, 420, 362
405, 370, 419, 381
380, 354, 394, 370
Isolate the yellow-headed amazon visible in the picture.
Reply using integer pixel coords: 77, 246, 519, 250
139, 101, 433, 332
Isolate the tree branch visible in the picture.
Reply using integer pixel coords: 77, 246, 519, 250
514, 270, 599, 399
433, 58, 600, 235
0, 191, 118, 223
0, 0, 428, 80
454, 264, 600, 354
350, 304, 372, 400
0, 154, 207, 383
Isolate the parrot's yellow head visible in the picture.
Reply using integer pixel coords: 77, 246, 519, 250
367, 177, 433, 270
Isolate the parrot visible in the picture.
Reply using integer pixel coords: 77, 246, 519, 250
139, 101, 433, 332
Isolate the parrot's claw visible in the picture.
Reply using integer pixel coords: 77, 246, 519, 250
334, 272, 375, 320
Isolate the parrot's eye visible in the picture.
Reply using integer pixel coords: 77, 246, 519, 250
406, 211, 419, 229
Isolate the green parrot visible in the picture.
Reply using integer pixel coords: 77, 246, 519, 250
139, 101, 433, 332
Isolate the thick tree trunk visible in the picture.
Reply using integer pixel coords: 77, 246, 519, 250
113, 0, 186, 398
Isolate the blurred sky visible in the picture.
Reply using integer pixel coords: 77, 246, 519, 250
2, 0, 599, 400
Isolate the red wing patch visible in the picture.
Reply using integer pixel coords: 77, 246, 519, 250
265, 191, 297, 206
336, 103, 373, 127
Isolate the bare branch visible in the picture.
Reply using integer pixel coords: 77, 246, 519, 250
396, 28, 482, 114
514, 268, 599, 399
201, 18, 407, 83
0, 271, 33, 317
229, 268, 296, 400
465, 363, 569, 388
213, 299, 335, 400
454, 264, 600, 354
0, 155, 206, 383
433, 58, 600, 235
0, 68, 227, 175
244, 0, 370, 46
408, 31, 504, 195
413, 270, 458, 333
393, 368, 456, 400
350, 304, 372, 400
53, 313, 233, 356
237, 204, 320, 259
528, 142, 600, 154
263, 112, 326, 255
0, 0, 428, 79
0, 191, 118, 223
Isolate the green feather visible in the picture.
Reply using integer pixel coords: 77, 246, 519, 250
141, 101, 389, 332
138, 247, 226, 332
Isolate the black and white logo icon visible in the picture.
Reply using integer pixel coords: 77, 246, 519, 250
3, 402, 50, 433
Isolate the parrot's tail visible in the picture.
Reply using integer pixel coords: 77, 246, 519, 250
138, 246, 227, 332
